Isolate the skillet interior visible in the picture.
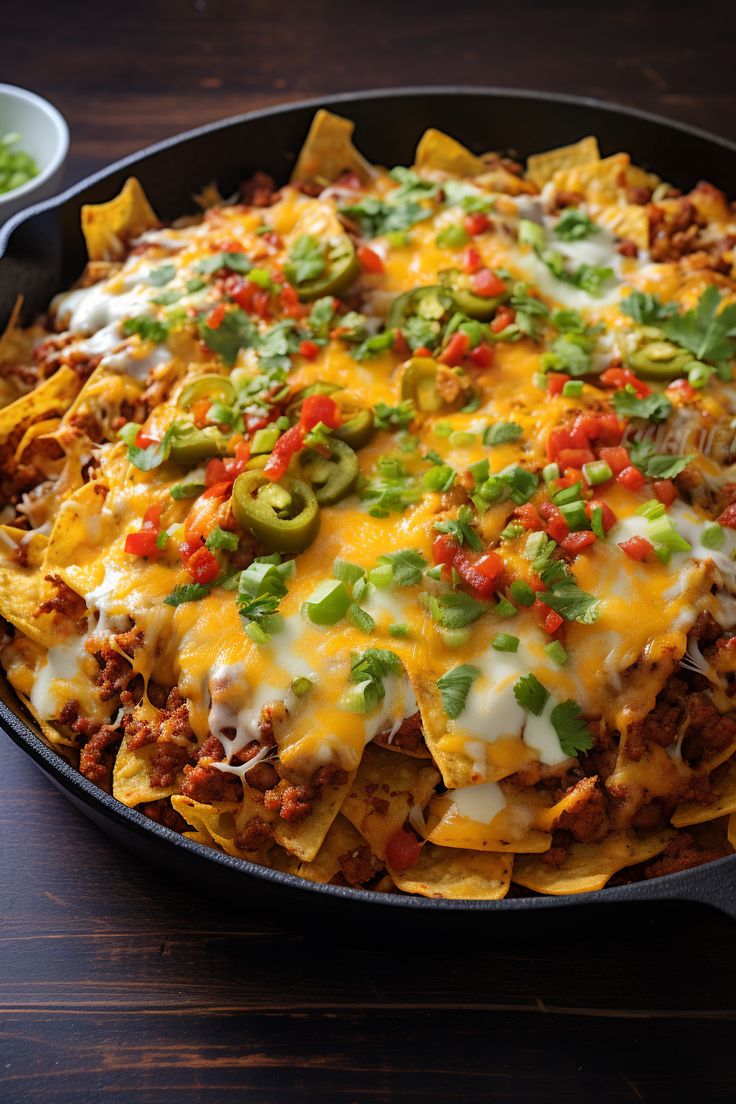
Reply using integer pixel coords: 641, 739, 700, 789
2, 86, 736, 921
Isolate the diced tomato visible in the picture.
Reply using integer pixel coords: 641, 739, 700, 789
432, 533, 458, 567
491, 306, 515, 333
298, 339, 319, 360
514, 502, 542, 531
558, 448, 595, 468
539, 501, 570, 543
263, 424, 305, 481
124, 529, 160, 558
438, 331, 470, 367
599, 367, 650, 397
469, 342, 494, 369
666, 378, 698, 402
205, 458, 228, 487
300, 394, 342, 431
471, 268, 506, 298
533, 598, 564, 635
393, 330, 410, 358
464, 212, 491, 237
560, 530, 596, 555
203, 480, 232, 500
279, 283, 305, 319
187, 546, 221, 585
617, 465, 646, 491
134, 431, 158, 450
141, 504, 161, 530
206, 303, 226, 329
546, 423, 589, 462
598, 446, 630, 475
591, 413, 624, 446
357, 244, 384, 273
386, 828, 421, 872
718, 503, 736, 529
619, 535, 654, 561
191, 398, 212, 429
413, 345, 432, 357
547, 372, 571, 396
252, 288, 271, 319
184, 493, 224, 545
454, 550, 502, 597
653, 479, 678, 506
227, 277, 256, 312
586, 499, 617, 533
463, 246, 482, 274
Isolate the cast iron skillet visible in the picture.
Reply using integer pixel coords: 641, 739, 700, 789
2, 87, 736, 924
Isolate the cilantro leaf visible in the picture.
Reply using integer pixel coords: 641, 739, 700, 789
378, 549, 428, 586
164, 583, 210, 607
306, 296, 336, 339
284, 235, 325, 286
126, 422, 177, 471
541, 578, 601, 624
541, 333, 593, 377
360, 455, 422, 517
122, 315, 170, 344
611, 387, 672, 423
198, 307, 256, 366
194, 251, 252, 276
628, 439, 694, 479
374, 400, 416, 431
434, 505, 483, 551
389, 166, 440, 201
509, 285, 550, 340
550, 699, 593, 756
620, 290, 677, 326
206, 526, 239, 551
148, 263, 176, 287
484, 421, 523, 446
437, 663, 481, 719
513, 673, 550, 716
554, 208, 598, 241
662, 286, 736, 375
340, 195, 429, 238
429, 591, 487, 629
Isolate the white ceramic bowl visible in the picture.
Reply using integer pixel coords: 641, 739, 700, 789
0, 84, 69, 224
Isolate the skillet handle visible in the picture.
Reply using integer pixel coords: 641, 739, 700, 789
658, 856, 736, 920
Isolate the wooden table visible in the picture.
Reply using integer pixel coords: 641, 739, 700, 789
2, 2, 736, 1100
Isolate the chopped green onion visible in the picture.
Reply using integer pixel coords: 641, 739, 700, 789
449, 430, 476, 448
688, 362, 714, 389
559, 500, 589, 531
562, 380, 583, 398
303, 580, 351, 625
500, 523, 525, 542
436, 224, 470, 249
590, 506, 605, 540
469, 459, 490, 485
552, 481, 583, 506
346, 603, 375, 634
492, 633, 520, 652
251, 426, 281, 454
333, 559, 366, 587
543, 462, 560, 485
582, 460, 612, 486
368, 563, 393, 588
654, 545, 671, 564
646, 515, 692, 553
389, 622, 410, 638
495, 597, 517, 618
291, 676, 313, 697
702, 523, 725, 550
545, 641, 568, 665
509, 579, 535, 606
479, 477, 505, 503
636, 499, 666, 519
441, 626, 472, 649
170, 481, 205, 500
433, 421, 453, 438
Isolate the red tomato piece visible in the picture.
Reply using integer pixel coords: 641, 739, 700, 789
300, 394, 342, 431
469, 342, 494, 369
206, 303, 226, 329
413, 345, 432, 357
471, 268, 506, 298
653, 479, 678, 506
599, 367, 650, 397
263, 424, 305, 481
619, 535, 654, 561
491, 306, 515, 333
539, 501, 570, 543
438, 331, 470, 367
586, 499, 617, 533
357, 245, 384, 273
463, 246, 482, 274
560, 530, 596, 554
547, 372, 571, 396
514, 503, 542, 530
188, 546, 220, 585
386, 828, 421, 872
454, 550, 500, 596
558, 448, 595, 469
124, 530, 160, 558
718, 503, 736, 529
393, 330, 410, 358
432, 533, 458, 567
299, 339, 319, 360
666, 378, 698, 401
598, 445, 630, 475
533, 599, 564, 634
464, 212, 491, 237
617, 465, 646, 491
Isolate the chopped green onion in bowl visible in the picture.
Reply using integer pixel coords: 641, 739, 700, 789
0, 131, 39, 195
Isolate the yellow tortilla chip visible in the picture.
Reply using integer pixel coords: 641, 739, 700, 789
12, 418, 62, 463
81, 177, 159, 261
291, 109, 377, 186
390, 843, 512, 900
172, 787, 275, 860
295, 814, 368, 884
426, 784, 551, 854
113, 736, 184, 806
0, 543, 57, 648
272, 770, 355, 862
512, 830, 673, 895
340, 744, 440, 859
671, 757, 736, 827
548, 152, 655, 209
526, 136, 600, 188
596, 204, 650, 250
0, 365, 79, 446
414, 129, 485, 177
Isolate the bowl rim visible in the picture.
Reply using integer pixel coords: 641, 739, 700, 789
1, 83, 736, 915
0, 82, 69, 208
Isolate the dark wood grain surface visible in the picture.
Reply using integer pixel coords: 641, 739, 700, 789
2, 2, 736, 1100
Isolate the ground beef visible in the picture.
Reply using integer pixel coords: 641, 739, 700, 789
312, 763, 349, 790
541, 844, 569, 867
34, 574, 86, 625
122, 712, 155, 750
625, 678, 687, 761
338, 844, 381, 886
682, 693, 736, 764
96, 646, 134, 700
240, 171, 277, 207
644, 832, 729, 879
553, 775, 608, 843
114, 627, 144, 656
234, 816, 273, 851
648, 198, 705, 262
263, 783, 314, 823
140, 798, 188, 833
245, 761, 280, 792
381, 712, 427, 754
149, 742, 189, 788
158, 687, 194, 744
67, 411, 104, 443
196, 734, 226, 762
181, 763, 241, 804
78, 724, 122, 788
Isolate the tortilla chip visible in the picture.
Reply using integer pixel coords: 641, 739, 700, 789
113, 732, 184, 806
0, 365, 79, 446
390, 843, 512, 900
526, 136, 600, 188
12, 418, 62, 463
340, 744, 440, 859
171, 788, 275, 861
291, 109, 377, 186
414, 129, 485, 177
671, 757, 736, 827
295, 814, 367, 884
0, 542, 57, 648
272, 770, 355, 862
596, 204, 650, 250
426, 784, 551, 854
512, 830, 673, 895
81, 177, 159, 261
549, 152, 653, 208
